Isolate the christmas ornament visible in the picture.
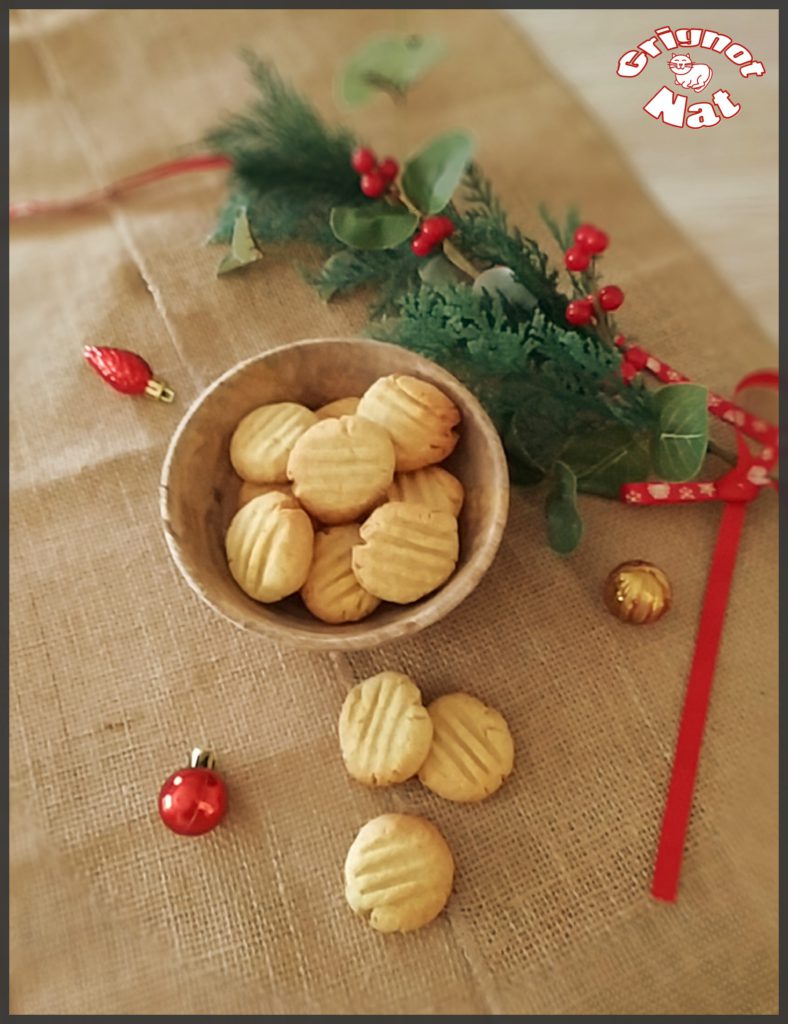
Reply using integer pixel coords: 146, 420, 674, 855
83, 345, 175, 402
158, 748, 228, 836
603, 560, 672, 624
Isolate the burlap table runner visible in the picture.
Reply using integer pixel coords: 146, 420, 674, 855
9, 9, 778, 1015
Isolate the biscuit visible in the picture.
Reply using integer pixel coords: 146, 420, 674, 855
344, 813, 454, 933
356, 374, 461, 472
301, 525, 381, 624
386, 465, 464, 518
230, 402, 317, 484
351, 502, 459, 604
237, 480, 295, 510
316, 396, 360, 420
287, 415, 396, 525
338, 671, 433, 785
225, 491, 314, 603
418, 693, 514, 802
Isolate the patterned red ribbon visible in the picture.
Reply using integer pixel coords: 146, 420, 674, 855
617, 339, 778, 901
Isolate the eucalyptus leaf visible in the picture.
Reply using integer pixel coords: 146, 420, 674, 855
339, 34, 446, 107
650, 383, 709, 482
472, 266, 537, 310
506, 403, 566, 476
401, 130, 474, 215
216, 207, 263, 276
418, 253, 472, 287
561, 426, 651, 498
329, 204, 418, 250
546, 462, 584, 555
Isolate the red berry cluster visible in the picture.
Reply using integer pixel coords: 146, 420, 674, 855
351, 147, 399, 198
410, 215, 455, 257
562, 223, 625, 327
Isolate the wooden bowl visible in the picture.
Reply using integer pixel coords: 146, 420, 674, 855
160, 338, 509, 650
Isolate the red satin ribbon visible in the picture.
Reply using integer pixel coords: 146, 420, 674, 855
617, 340, 779, 901
9, 153, 231, 221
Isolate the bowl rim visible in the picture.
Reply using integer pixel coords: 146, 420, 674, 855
159, 336, 510, 650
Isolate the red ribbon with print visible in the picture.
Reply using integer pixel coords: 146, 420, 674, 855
617, 340, 778, 902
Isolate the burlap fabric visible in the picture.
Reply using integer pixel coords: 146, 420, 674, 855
9, 9, 778, 1015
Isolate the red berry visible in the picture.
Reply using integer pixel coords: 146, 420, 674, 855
574, 223, 599, 248
621, 360, 638, 385
360, 171, 386, 198
351, 147, 377, 174
574, 224, 608, 254
378, 157, 399, 181
598, 285, 624, 311
410, 234, 434, 257
564, 245, 590, 272
565, 299, 594, 326
420, 215, 455, 242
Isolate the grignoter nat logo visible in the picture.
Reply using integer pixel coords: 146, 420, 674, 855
617, 25, 766, 128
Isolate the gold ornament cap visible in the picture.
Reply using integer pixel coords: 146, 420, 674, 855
604, 560, 672, 625
145, 378, 175, 403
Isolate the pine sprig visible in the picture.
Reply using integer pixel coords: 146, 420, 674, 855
206, 54, 360, 245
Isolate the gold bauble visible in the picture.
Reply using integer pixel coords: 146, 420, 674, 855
604, 560, 672, 625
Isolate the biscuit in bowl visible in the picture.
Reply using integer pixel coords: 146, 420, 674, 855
301, 524, 380, 624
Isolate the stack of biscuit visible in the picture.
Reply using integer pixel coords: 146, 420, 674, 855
224, 374, 465, 624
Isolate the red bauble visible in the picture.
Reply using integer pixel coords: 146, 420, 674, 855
565, 299, 594, 326
158, 750, 228, 836
378, 157, 399, 181
410, 234, 434, 257
360, 171, 387, 198
420, 215, 455, 242
351, 147, 377, 174
83, 345, 174, 402
564, 245, 590, 271
598, 285, 624, 311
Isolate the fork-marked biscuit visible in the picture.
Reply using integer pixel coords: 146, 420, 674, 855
386, 465, 464, 517
315, 396, 360, 420
356, 374, 460, 472
237, 480, 296, 510
418, 692, 514, 802
230, 402, 317, 484
338, 671, 433, 785
301, 524, 380, 624
287, 415, 396, 525
344, 813, 454, 933
225, 491, 314, 603
351, 502, 459, 604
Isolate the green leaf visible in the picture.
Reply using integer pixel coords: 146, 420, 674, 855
506, 404, 565, 475
329, 204, 418, 250
418, 254, 472, 287
546, 462, 584, 555
338, 34, 446, 107
401, 130, 474, 215
650, 383, 709, 481
216, 208, 263, 275
561, 426, 651, 498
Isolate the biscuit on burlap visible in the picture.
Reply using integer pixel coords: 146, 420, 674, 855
338, 671, 433, 785
418, 692, 514, 802
344, 813, 454, 933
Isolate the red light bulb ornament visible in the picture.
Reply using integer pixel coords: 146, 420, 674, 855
83, 345, 174, 402
158, 748, 228, 836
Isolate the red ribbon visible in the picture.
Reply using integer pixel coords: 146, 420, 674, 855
617, 340, 778, 901
9, 153, 231, 221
